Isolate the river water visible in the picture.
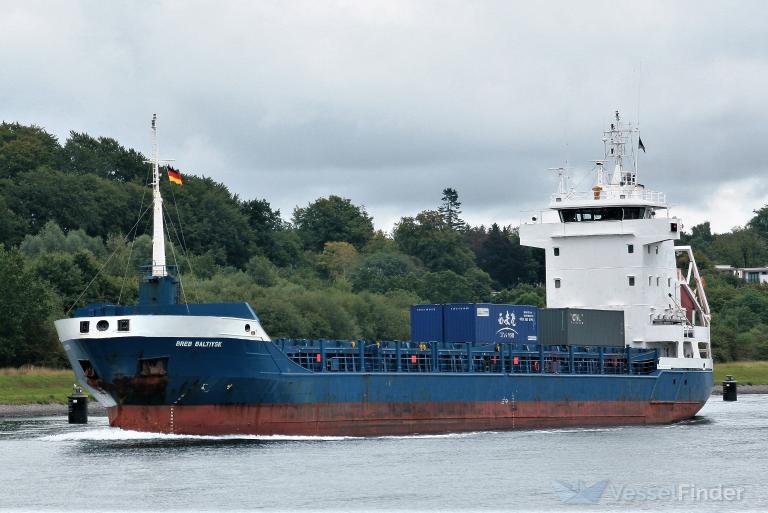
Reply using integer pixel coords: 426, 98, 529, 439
1, 395, 766, 512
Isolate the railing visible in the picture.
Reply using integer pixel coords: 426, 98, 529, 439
275, 339, 659, 376
550, 189, 666, 205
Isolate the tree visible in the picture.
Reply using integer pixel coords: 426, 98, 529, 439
317, 242, 360, 281
241, 198, 284, 259
393, 210, 476, 273
438, 187, 465, 230
0, 246, 62, 366
63, 132, 147, 182
0, 123, 63, 179
1, 168, 144, 237
475, 224, 542, 288
161, 175, 255, 268
351, 251, 420, 294
292, 195, 374, 251
748, 205, 768, 238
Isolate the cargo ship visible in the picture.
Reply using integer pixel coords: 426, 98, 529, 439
54, 112, 713, 435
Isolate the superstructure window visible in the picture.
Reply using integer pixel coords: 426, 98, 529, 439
79, 321, 90, 334
554, 247, 560, 256
668, 277, 672, 287
656, 277, 660, 286
554, 279, 561, 289
627, 244, 634, 254
559, 207, 646, 223
648, 276, 652, 286
118, 319, 130, 332
628, 276, 635, 286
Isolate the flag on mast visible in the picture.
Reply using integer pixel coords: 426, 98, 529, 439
167, 166, 183, 185
638, 137, 646, 153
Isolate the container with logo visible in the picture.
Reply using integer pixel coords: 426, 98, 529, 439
443, 303, 538, 344
538, 308, 625, 347
410, 304, 444, 342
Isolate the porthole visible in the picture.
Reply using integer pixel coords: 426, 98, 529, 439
96, 320, 109, 331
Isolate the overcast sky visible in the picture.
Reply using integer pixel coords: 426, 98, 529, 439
2, 1, 767, 233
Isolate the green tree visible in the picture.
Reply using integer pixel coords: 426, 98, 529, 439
292, 195, 374, 251
63, 132, 147, 182
748, 205, 768, 238
1, 168, 144, 236
161, 176, 254, 268
351, 251, 421, 294
317, 242, 360, 281
393, 210, 475, 273
241, 198, 284, 259
0, 123, 63, 179
0, 246, 62, 366
438, 187, 465, 230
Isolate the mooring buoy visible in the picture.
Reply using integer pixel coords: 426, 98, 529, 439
722, 375, 738, 401
68, 384, 88, 424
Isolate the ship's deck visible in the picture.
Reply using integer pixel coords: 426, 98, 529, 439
275, 339, 659, 376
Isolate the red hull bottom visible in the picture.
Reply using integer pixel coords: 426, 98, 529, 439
107, 400, 707, 436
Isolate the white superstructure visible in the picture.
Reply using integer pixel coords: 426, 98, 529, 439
520, 111, 712, 371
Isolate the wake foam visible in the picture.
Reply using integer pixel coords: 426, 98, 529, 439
39, 428, 484, 442
39, 429, 354, 442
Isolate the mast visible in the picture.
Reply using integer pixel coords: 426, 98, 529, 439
150, 114, 167, 277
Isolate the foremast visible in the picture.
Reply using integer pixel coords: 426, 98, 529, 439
141, 114, 179, 306
150, 114, 167, 277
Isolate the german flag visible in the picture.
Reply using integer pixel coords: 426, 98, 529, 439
167, 166, 183, 186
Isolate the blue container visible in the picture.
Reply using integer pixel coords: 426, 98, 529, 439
410, 304, 444, 342
443, 303, 538, 344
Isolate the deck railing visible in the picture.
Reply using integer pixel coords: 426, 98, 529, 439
274, 339, 658, 376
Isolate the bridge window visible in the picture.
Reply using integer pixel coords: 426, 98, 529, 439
559, 207, 646, 222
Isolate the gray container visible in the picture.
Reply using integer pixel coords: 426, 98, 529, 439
538, 308, 625, 347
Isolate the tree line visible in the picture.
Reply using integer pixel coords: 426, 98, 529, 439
0, 121, 765, 366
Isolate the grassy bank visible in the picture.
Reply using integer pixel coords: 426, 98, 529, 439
1, 361, 768, 405
713, 361, 768, 385
0, 367, 81, 405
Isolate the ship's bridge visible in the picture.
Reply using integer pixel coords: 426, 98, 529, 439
550, 187, 668, 222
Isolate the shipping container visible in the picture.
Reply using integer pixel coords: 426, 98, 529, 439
443, 303, 538, 344
410, 304, 444, 342
538, 308, 625, 347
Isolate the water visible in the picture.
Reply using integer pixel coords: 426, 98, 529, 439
1, 396, 767, 512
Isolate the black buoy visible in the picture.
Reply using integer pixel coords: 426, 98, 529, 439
723, 375, 738, 402
68, 384, 88, 424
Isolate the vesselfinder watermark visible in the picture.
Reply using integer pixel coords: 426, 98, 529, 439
552, 480, 746, 505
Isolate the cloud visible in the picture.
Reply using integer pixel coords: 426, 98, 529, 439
2, 0, 767, 233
